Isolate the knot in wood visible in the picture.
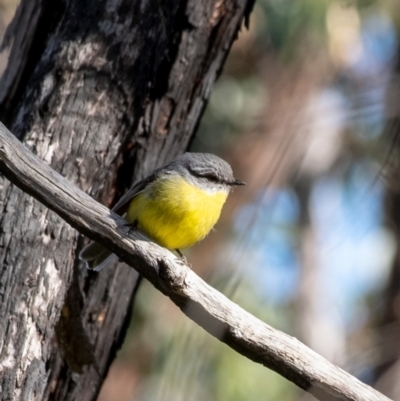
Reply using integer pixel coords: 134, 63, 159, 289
157, 257, 188, 293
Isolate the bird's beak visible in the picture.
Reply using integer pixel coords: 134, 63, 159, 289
229, 178, 246, 186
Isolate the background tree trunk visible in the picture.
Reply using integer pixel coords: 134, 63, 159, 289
0, 1, 254, 400
372, 44, 400, 400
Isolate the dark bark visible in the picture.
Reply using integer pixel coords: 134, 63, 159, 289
0, 0, 255, 400
374, 128, 400, 399
372, 44, 400, 399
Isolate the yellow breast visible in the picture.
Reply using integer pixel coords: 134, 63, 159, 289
126, 175, 229, 249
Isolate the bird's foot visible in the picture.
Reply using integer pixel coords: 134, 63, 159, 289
175, 249, 191, 268
119, 220, 139, 261
123, 219, 139, 236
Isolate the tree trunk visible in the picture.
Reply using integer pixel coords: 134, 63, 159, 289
374, 135, 400, 399
0, 1, 254, 400
372, 44, 400, 399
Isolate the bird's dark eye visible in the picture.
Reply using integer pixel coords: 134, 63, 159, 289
188, 166, 221, 183
202, 173, 219, 183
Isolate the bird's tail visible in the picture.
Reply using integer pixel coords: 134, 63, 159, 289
79, 241, 117, 271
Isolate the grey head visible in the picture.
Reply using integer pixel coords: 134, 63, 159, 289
161, 152, 245, 192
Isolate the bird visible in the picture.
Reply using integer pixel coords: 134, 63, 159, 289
79, 152, 245, 271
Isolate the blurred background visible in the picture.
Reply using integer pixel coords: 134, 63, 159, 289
2, 0, 400, 400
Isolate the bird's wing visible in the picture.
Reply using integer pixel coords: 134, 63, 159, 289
111, 170, 161, 216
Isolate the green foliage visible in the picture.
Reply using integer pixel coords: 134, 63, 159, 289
193, 77, 266, 153
257, 0, 330, 55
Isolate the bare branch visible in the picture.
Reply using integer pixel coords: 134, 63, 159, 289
0, 121, 392, 401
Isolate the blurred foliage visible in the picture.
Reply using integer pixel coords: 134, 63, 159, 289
258, 0, 330, 54
193, 76, 266, 153
125, 277, 298, 401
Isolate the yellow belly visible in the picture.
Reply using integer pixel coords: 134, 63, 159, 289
126, 176, 228, 249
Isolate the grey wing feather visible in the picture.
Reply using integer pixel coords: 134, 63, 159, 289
111, 171, 160, 215
80, 170, 161, 271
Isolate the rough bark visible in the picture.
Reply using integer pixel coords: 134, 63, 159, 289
0, 1, 255, 400
0, 121, 393, 401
